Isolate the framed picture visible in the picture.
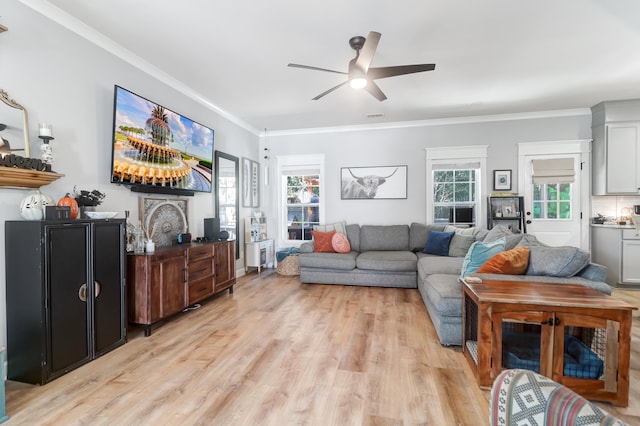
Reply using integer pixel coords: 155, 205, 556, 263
493, 169, 512, 191
242, 158, 260, 207
502, 203, 517, 217
341, 165, 408, 199
138, 197, 189, 247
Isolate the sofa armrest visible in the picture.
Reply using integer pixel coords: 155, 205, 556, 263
576, 262, 607, 282
300, 241, 314, 253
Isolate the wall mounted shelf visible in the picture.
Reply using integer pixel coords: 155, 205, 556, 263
0, 166, 64, 189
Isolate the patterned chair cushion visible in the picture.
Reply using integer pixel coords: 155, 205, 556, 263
490, 369, 625, 426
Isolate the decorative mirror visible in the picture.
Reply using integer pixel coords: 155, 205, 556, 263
215, 151, 240, 259
0, 88, 31, 157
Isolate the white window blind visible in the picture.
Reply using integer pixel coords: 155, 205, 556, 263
532, 158, 575, 184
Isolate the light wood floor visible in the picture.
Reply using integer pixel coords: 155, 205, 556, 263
4, 272, 640, 426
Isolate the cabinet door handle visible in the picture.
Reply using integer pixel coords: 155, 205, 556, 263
78, 283, 87, 302
78, 281, 101, 302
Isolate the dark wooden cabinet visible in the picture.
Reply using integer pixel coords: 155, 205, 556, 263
127, 241, 236, 335
5, 219, 127, 385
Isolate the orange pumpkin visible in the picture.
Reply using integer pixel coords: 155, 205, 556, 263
57, 193, 79, 219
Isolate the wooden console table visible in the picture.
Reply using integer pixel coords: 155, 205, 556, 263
462, 279, 636, 407
127, 240, 236, 336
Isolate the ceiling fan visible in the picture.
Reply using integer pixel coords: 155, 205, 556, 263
288, 31, 435, 101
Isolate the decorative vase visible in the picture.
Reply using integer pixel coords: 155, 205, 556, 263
20, 190, 54, 220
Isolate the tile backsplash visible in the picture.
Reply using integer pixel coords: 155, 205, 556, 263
592, 195, 640, 220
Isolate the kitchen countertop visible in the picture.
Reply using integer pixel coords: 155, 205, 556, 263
591, 223, 636, 229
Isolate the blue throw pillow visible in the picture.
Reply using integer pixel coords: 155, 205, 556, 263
460, 237, 506, 278
422, 230, 455, 256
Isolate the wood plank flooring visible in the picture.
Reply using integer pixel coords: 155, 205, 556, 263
4, 271, 640, 425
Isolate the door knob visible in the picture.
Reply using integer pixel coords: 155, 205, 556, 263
526, 220, 532, 224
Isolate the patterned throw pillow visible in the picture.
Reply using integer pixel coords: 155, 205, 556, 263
477, 246, 530, 274
331, 232, 351, 253
312, 230, 336, 252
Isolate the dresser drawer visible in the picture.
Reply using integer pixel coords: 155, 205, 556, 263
188, 258, 213, 281
188, 244, 214, 261
188, 277, 213, 303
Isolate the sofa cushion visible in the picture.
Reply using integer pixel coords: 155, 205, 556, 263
526, 245, 591, 277
420, 273, 463, 317
444, 225, 481, 237
331, 232, 351, 253
345, 224, 360, 252
356, 251, 417, 272
314, 221, 347, 235
483, 225, 513, 242
298, 251, 358, 270
410, 222, 445, 252
312, 230, 336, 252
418, 255, 465, 276
422, 230, 455, 256
477, 246, 529, 275
460, 237, 506, 278
360, 225, 409, 251
448, 234, 476, 257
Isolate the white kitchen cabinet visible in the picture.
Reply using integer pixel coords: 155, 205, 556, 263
622, 230, 640, 284
591, 225, 640, 287
591, 100, 640, 195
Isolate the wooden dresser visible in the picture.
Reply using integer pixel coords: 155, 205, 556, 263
127, 240, 236, 335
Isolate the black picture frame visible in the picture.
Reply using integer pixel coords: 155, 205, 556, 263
493, 169, 512, 191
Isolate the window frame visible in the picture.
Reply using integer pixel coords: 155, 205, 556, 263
276, 154, 325, 247
425, 146, 488, 226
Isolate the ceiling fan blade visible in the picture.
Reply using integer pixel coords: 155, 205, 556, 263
368, 64, 436, 80
312, 80, 349, 100
355, 31, 381, 73
365, 81, 387, 102
288, 63, 347, 75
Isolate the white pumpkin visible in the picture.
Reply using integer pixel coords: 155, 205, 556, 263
20, 190, 54, 220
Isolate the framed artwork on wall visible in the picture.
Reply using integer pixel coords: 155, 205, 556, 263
340, 165, 408, 199
242, 157, 260, 207
138, 197, 189, 247
493, 169, 512, 191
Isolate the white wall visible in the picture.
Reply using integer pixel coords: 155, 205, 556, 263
0, 1, 258, 349
262, 114, 592, 239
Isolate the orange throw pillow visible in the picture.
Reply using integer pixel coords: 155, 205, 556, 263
331, 232, 351, 253
312, 230, 336, 252
477, 246, 530, 275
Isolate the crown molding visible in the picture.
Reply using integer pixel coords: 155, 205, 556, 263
266, 108, 591, 137
18, 0, 260, 135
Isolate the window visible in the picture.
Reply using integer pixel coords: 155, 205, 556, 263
284, 174, 320, 241
277, 154, 324, 244
433, 168, 477, 225
533, 183, 572, 219
425, 146, 488, 226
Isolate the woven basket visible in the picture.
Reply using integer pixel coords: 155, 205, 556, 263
277, 254, 300, 276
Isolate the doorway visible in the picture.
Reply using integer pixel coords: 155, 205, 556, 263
517, 140, 590, 249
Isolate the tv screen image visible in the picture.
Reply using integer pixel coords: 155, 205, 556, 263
110, 85, 214, 194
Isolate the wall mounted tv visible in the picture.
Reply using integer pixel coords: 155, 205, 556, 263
110, 85, 214, 196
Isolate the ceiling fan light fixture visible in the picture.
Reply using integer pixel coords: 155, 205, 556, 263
349, 77, 368, 89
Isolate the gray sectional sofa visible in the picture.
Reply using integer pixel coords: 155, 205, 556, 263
298, 223, 611, 346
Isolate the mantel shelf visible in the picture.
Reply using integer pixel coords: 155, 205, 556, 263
0, 166, 64, 189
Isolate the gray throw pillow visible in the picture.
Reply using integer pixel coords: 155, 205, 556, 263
526, 246, 591, 277
483, 225, 513, 243
448, 234, 476, 257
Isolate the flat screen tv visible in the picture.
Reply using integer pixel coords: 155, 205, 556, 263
110, 85, 214, 196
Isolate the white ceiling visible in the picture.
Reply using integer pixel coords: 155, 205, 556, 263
28, 0, 640, 133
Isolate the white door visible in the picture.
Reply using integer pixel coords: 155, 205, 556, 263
522, 153, 582, 247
